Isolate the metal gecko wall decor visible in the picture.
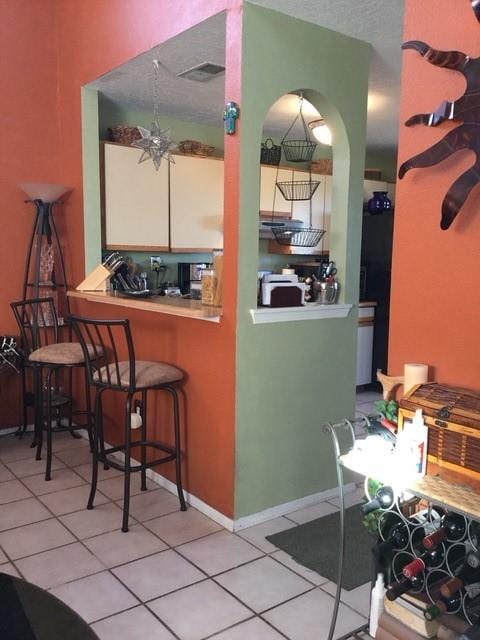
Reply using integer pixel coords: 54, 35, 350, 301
398, 0, 480, 229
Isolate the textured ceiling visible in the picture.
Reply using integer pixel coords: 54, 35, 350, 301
90, 12, 227, 125
89, 1, 405, 151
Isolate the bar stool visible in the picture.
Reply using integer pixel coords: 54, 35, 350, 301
69, 314, 187, 532
10, 297, 95, 481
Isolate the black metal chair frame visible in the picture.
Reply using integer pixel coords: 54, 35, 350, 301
69, 314, 186, 532
10, 298, 93, 480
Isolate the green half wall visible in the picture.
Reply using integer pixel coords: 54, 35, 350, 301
235, 3, 371, 518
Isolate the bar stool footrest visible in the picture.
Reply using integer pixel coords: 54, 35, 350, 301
99, 440, 178, 473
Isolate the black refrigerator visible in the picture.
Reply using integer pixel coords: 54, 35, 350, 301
361, 210, 394, 379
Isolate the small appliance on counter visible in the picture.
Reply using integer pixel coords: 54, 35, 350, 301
261, 273, 308, 307
177, 263, 208, 295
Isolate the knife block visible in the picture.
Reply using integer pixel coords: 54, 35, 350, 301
76, 264, 111, 291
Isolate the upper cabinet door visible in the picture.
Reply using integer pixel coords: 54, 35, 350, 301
103, 143, 169, 250
170, 155, 224, 251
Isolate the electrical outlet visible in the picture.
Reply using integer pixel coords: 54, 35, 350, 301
150, 256, 163, 271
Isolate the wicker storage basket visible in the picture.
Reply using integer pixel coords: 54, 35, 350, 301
178, 140, 215, 156
260, 138, 282, 166
108, 126, 142, 145
399, 383, 480, 490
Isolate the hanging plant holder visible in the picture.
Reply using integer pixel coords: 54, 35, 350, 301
276, 179, 320, 201
281, 95, 317, 163
271, 226, 325, 248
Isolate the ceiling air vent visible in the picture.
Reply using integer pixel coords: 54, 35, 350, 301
177, 62, 225, 82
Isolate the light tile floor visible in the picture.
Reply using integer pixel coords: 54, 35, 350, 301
0, 392, 378, 640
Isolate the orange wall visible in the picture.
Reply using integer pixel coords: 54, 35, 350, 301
0, 1, 59, 425
390, 0, 480, 387
1, 0, 242, 517
0, 0, 59, 334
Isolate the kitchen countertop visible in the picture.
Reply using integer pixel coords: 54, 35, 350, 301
67, 290, 222, 322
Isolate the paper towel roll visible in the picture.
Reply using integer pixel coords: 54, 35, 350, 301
404, 363, 429, 394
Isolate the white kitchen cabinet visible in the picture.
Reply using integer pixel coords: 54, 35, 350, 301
259, 165, 295, 217
170, 155, 224, 251
356, 304, 375, 386
103, 142, 169, 251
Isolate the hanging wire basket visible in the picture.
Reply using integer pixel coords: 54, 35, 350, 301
282, 139, 316, 163
281, 94, 317, 163
271, 226, 326, 248
276, 179, 320, 201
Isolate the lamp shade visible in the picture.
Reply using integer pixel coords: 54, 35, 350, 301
19, 182, 71, 203
308, 119, 332, 146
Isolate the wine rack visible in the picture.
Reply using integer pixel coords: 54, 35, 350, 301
373, 493, 480, 626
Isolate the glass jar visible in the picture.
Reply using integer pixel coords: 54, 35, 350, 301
201, 268, 217, 305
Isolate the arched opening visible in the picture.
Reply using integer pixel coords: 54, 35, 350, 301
256, 88, 350, 306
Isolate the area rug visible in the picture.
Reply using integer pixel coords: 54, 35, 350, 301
266, 506, 375, 590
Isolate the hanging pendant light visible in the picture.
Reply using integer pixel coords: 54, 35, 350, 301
308, 118, 333, 146
131, 60, 176, 170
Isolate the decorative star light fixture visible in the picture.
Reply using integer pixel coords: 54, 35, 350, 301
131, 60, 176, 170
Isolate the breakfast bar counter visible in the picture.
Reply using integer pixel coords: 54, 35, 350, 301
68, 290, 222, 322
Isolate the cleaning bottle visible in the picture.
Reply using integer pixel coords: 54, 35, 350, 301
410, 408, 429, 475
396, 408, 428, 475
369, 573, 385, 638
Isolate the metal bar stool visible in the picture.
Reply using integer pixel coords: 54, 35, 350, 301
70, 314, 187, 532
10, 297, 95, 481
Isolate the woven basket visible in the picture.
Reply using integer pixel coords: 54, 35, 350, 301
178, 140, 215, 156
260, 138, 281, 166
108, 126, 142, 145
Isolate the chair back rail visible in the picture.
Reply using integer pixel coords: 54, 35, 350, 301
69, 315, 136, 392
10, 297, 59, 355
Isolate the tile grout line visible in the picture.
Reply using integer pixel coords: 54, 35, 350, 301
1, 431, 370, 638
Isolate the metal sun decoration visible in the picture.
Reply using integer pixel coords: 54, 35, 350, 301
131, 60, 176, 171
399, 0, 480, 230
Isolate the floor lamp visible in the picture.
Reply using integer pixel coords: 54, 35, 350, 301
19, 182, 71, 325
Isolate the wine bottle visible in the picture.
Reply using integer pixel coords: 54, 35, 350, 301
465, 592, 480, 625
361, 486, 395, 515
441, 555, 480, 598
375, 521, 410, 558
423, 513, 467, 548
386, 573, 425, 601
402, 545, 446, 578
424, 592, 462, 620
470, 521, 480, 550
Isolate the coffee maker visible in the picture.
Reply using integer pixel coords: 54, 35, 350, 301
177, 263, 208, 296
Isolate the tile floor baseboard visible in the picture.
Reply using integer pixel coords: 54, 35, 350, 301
100, 437, 357, 532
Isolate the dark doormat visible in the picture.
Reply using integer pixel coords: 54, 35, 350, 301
266, 506, 375, 590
